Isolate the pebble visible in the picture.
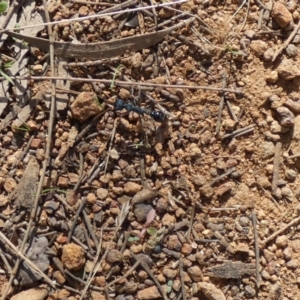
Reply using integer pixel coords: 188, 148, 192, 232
192, 174, 206, 186
4, 177, 17, 193
277, 59, 300, 80
270, 120, 289, 134
162, 268, 178, 279
266, 70, 278, 83
244, 30, 256, 39
134, 204, 153, 222
86, 193, 97, 204
199, 184, 214, 198
287, 259, 299, 269
106, 249, 123, 264
244, 285, 256, 297
261, 269, 271, 280
137, 286, 161, 300
188, 266, 203, 282
162, 213, 176, 226
261, 141, 275, 159
263, 48, 275, 61
285, 169, 298, 180
197, 282, 226, 300
256, 176, 271, 188
250, 40, 268, 56
61, 243, 86, 271
11, 287, 48, 300
272, 2, 293, 28
275, 235, 288, 248
181, 243, 193, 255
166, 235, 182, 251
286, 44, 298, 57
222, 119, 236, 131
70, 92, 103, 122
282, 186, 293, 199
43, 200, 60, 213
124, 182, 141, 194
276, 106, 294, 127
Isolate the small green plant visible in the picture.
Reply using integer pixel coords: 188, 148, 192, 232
0, 1, 8, 14
110, 64, 125, 90
146, 227, 157, 236
128, 236, 140, 243
12, 122, 31, 133
0, 60, 14, 85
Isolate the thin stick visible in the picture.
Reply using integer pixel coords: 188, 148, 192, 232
70, 0, 115, 5
73, 153, 84, 193
252, 211, 261, 288
272, 21, 300, 61
261, 215, 300, 245
260, 186, 282, 212
210, 167, 236, 186
215, 73, 227, 135
222, 124, 255, 139
226, 100, 238, 122
186, 204, 195, 242
255, 0, 271, 10
272, 142, 282, 194
232, 127, 254, 138
0, 75, 243, 94
179, 260, 187, 300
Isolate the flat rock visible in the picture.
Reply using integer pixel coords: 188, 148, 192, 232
277, 59, 300, 80
11, 287, 48, 300
137, 286, 161, 300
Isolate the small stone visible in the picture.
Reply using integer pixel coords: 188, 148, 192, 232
273, 2, 293, 28
134, 204, 153, 222
215, 183, 232, 196
4, 177, 17, 193
244, 30, 256, 39
106, 249, 123, 264
156, 198, 168, 213
236, 243, 249, 253
188, 266, 203, 282
162, 213, 176, 226
277, 59, 300, 80
166, 235, 182, 251
36, 148, 45, 161
256, 176, 271, 188
70, 92, 103, 122
264, 249, 275, 262
270, 120, 289, 134
276, 235, 288, 248
62, 243, 86, 271
192, 175, 206, 186
261, 141, 275, 159
57, 176, 68, 188
31, 138, 42, 149
263, 48, 275, 61
93, 276, 106, 287
123, 281, 138, 294
0, 195, 8, 207
282, 186, 293, 199
131, 52, 142, 68
287, 259, 298, 269
53, 270, 66, 284
285, 169, 298, 180
276, 107, 294, 127
261, 269, 271, 280
124, 182, 141, 194
181, 243, 193, 255
222, 119, 236, 131
250, 40, 268, 56
162, 268, 178, 279
96, 188, 108, 200
57, 289, 70, 300
137, 286, 161, 299
283, 247, 293, 260
286, 44, 298, 57
11, 287, 48, 300
199, 185, 214, 198
86, 193, 97, 204
266, 71, 278, 83
118, 88, 130, 99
